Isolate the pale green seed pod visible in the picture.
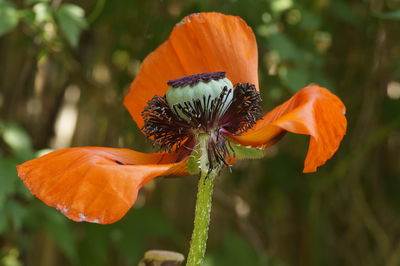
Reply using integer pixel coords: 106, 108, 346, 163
165, 78, 234, 120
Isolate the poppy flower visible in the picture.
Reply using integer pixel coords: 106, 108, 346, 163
17, 12, 346, 225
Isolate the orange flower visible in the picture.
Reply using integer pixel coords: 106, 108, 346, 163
17, 12, 346, 224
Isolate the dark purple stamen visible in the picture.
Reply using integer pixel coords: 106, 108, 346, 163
167, 72, 226, 88
219, 83, 263, 134
142, 95, 193, 151
142, 80, 262, 170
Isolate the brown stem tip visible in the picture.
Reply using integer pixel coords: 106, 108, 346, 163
138, 250, 185, 266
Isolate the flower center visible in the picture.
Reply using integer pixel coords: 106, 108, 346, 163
141, 72, 262, 170
165, 72, 233, 130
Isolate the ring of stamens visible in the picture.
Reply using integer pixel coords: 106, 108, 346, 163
141, 73, 262, 170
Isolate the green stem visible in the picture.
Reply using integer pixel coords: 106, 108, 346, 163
186, 134, 218, 266
186, 169, 216, 266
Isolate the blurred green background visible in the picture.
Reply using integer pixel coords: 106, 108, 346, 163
1, 0, 400, 265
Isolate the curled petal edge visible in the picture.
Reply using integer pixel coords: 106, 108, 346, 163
17, 147, 188, 224
229, 85, 347, 173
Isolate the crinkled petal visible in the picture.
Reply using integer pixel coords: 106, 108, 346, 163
17, 147, 187, 224
230, 86, 347, 173
124, 12, 258, 129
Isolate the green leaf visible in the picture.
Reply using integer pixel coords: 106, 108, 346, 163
229, 142, 266, 159
55, 3, 87, 47
270, 0, 293, 14
375, 10, 400, 20
2, 124, 32, 153
0, 1, 19, 36
32, 2, 52, 24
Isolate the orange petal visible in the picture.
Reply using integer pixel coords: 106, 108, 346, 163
17, 147, 187, 224
230, 86, 347, 173
124, 12, 258, 129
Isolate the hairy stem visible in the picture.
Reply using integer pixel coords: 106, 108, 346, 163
186, 134, 218, 266
186, 170, 216, 266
